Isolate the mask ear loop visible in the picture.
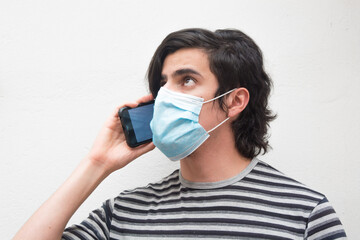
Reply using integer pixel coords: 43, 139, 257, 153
203, 88, 237, 133
203, 88, 237, 104
207, 117, 230, 133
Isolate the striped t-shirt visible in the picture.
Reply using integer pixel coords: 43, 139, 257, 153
62, 158, 347, 239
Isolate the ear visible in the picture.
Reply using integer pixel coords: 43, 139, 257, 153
226, 88, 250, 118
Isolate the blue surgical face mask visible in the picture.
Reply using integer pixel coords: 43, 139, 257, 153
150, 87, 236, 161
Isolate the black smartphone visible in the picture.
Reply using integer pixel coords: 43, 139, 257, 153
118, 100, 154, 148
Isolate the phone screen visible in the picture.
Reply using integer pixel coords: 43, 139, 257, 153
119, 101, 154, 148
128, 104, 154, 143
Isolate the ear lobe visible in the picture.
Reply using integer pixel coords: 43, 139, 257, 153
227, 88, 250, 118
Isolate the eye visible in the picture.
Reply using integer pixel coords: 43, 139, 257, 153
183, 77, 196, 87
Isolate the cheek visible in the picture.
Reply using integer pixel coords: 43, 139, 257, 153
198, 103, 227, 131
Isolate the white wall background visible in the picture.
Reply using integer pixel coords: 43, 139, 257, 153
1, 0, 359, 238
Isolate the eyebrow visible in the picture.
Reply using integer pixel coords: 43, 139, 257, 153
161, 68, 203, 80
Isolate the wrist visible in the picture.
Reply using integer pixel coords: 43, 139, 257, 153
80, 155, 111, 182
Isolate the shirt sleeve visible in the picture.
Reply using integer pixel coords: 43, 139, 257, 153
62, 198, 114, 240
305, 197, 347, 240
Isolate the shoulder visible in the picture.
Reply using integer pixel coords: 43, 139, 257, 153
248, 160, 347, 238
246, 159, 326, 202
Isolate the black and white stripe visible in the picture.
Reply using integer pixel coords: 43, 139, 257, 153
63, 159, 346, 239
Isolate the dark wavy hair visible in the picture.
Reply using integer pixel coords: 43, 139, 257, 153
147, 28, 276, 159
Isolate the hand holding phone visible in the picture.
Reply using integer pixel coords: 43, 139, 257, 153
118, 100, 154, 148
87, 95, 154, 174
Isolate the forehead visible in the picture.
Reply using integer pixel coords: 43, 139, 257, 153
162, 48, 210, 74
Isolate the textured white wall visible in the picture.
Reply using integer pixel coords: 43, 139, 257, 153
1, 0, 359, 238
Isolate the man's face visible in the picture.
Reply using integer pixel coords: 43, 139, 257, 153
160, 48, 227, 132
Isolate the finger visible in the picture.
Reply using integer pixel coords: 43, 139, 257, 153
135, 94, 154, 104
111, 94, 154, 130
132, 142, 155, 158
107, 104, 136, 130
112, 102, 137, 119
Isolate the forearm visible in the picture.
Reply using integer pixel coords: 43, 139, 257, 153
13, 100, 154, 240
13, 157, 109, 240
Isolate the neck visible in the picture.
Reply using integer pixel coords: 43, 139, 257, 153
180, 123, 251, 183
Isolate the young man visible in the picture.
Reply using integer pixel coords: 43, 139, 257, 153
14, 28, 347, 239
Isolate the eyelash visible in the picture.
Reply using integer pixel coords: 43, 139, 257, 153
182, 76, 196, 86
